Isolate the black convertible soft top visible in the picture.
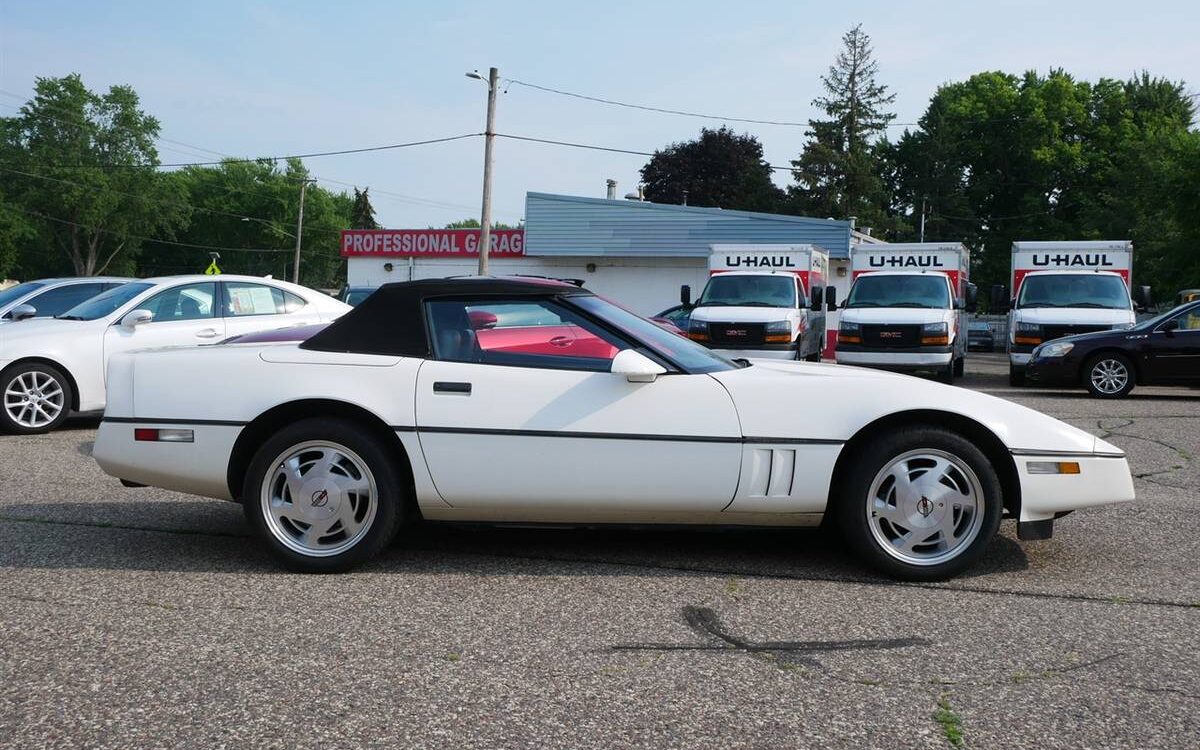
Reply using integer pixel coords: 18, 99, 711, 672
301, 277, 592, 357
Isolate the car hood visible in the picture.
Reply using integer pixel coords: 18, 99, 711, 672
710, 360, 1118, 455
691, 306, 794, 322
839, 307, 951, 325
1012, 307, 1134, 326
0, 316, 103, 347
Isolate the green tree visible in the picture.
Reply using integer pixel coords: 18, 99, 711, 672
790, 24, 898, 234
639, 127, 783, 212
440, 218, 518, 229
0, 74, 188, 277
351, 187, 380, 229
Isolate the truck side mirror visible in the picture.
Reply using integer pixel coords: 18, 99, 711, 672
1135, 285, 1153, 312
680, 284, 692, 307
953, 297, 966, 310
825, 285, 838, 311
990, 285, 1009, 314
965, 283, 979, 313
810, 286, 824, 310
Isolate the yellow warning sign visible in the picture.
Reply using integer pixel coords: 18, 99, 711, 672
203, 259, 221, 275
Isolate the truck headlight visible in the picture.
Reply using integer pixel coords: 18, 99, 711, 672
687, 319, 709, 342
921, 322, 949, 346
1014, 322, 1042, 345
837, 321, 861, 345
764, 320, 792, 343
1035, 341, 1074, 358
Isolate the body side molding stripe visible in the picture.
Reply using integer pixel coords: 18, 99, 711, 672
102, 417, 247, 427
398, 425, 844, 445
1009, 448, 1126, 459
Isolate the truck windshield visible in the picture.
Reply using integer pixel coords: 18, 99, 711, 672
697, 275, 797, 308
1017, 275, 1129, 309
845, 275, 950, 309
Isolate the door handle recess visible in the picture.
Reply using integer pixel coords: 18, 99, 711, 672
433, 381, 472, 394
549, 336, 572, 347
195, 329, 220, 338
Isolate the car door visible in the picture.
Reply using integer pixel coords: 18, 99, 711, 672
102, 282, 224, 382
1146, 308, 1200, 382
220, 281, 320, 338
414, 297, 743, 512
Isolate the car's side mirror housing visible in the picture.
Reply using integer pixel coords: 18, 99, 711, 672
611, 349, 667, 383
810, 285, 824, 310
965, 283, 979, 313
1162, 318, 1179, 336
9, 303, 37, 321
825, 285, 838, 311
120, 309, 154, 330
990, 285, 1009, 314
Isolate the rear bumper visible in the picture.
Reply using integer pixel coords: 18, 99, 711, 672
1014, 451, 1134, 523
93, 420, 241, 501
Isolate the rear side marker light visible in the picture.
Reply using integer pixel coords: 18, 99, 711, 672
1027, 461, 1081, 475
687, 332, 709, 342
134, 428, 194, 443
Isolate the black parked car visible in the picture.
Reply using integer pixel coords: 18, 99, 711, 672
1025, 300, 1200, 398
967, 322, 995, 352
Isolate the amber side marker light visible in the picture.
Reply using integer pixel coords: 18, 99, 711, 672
765, 334, 792, 343
134, 428, 194, 443
838, 334, 862, 345
920, 335, 950, 346
1027, 461, 1081, 475
1014, 336, 1043, 346
687, 332, 709, 342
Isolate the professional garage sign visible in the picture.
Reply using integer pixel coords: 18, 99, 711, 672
341, 229, 525, 258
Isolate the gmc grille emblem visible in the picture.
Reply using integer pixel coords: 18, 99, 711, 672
879, 331, 903, 339
725, 329, 747, 337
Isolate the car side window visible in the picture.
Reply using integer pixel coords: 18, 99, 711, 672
1173, 310, 1200, 331
23, 283, 108, 317
140, 283, 216, 323
224, 282, 305, 317
425, 298, 627, 372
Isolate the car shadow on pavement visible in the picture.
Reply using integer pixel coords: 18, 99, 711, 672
0, 501, 1031, 583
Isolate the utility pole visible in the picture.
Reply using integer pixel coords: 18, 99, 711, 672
293, 178, 315, 284
476, 67, 499, 276
919, 198, 927, 243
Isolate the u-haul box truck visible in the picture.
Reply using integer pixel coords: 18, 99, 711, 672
836, 243, 974, 383
682, 244, 832, 361
1000, 241, 1144, 385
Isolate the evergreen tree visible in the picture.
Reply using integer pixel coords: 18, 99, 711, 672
351, 187, 380, 229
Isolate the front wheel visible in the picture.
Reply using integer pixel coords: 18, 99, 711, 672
1085, 353, 1135, 398
242, 418, 404, 572
834, 427, 1004, 581
1009, 367, 1025, 387
0, 362, 73, 435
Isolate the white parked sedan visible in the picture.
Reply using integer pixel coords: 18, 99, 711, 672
0, 277, 131, 323
0, 274, 350, 434
93, 277, 1134, 580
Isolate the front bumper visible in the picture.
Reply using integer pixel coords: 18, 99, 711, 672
1024, 356, 1082, 387
835, 345, 953, 369
1014, 450, 1134, 526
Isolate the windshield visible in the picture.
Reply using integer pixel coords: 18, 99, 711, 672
845, 274, 950, 309
697, 275, 798, 308
571, 295, 738, 374
59, 282, 153, 320
1017, 274, 1130, 310
0, 281, 47, 309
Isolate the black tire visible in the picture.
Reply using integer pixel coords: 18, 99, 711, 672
0, 361, 73, 435
1084, 352, 1135, 399
833, 427, 1004, 581
242, 417, 404, 572
953, 357, 965, 378
1009, 367, 1025, 387
936, 363, 955, 384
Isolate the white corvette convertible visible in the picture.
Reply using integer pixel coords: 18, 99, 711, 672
93, 278, 1134, 580
0, 274, 350, 434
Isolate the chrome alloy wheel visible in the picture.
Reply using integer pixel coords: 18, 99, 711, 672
1090, 358, 1129, 395
3, 371, 65, 429
260, 440, 378, 557
866, 449, 985, 567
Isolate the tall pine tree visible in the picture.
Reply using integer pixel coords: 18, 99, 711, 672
351, 187, 380, 229
789, 24, 898, 234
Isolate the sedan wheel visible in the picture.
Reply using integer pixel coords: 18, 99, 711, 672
243, 418, 404, 572
835, 427, 1003, 580
0, 363, 73, 435
1086, 354, 1135, 398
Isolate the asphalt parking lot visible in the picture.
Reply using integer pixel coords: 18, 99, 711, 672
1, 352, 1197, 749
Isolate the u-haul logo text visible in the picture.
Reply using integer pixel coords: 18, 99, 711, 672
723, 256, 798, 269
868, 255, 945, 268
1031, 253, 1114, 268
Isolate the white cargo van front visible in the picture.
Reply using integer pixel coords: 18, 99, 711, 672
998, 241, 1150, 386
835, 243, 974, 383
683, 244, 832, 361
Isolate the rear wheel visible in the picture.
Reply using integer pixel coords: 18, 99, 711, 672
1009, 367, 1025, 387
0, 362, 72, 435
834, 427, 1003, 581
242, 418, 404, 572
1085, 353, 1135, 398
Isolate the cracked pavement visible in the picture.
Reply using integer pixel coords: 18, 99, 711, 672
0, 353, 1197, 749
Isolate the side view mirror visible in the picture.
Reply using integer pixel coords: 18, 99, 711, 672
990, 285, 1010, 314
120, 309, 154, 330
1135, 285, 1153, 311
810, 285, 824, 310
965, 283, 979, 313
953, 297, 966, 311
680, 285, 692, 307
611, 349, 667, 383
1162, 318, 1179, 336
825, 285, 838, 311
467, 310, 498, 330
9, 303, 37, 321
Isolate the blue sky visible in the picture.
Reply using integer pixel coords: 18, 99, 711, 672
2, 0, 1197, 227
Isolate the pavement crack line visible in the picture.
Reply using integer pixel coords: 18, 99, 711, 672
0, 513, 251, 539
